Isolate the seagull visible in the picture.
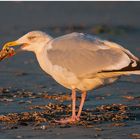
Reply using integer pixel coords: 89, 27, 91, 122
3, 31, 140, 123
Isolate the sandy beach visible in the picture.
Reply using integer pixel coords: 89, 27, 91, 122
0, 2, 140, 138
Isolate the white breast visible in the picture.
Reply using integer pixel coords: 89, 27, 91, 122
35, 46, 53, 76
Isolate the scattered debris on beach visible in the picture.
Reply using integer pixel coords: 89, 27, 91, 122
0, 87, 140, 130
130, 133, 140, 139
49, 24, 134, 36
122, 95, 135, 100
110, 122, 126, 127
43, 93, 81, 102
0, 103, 137, 128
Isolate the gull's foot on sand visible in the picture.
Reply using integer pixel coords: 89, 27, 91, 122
55, 116, 80, 124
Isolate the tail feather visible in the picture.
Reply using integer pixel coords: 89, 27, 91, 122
102, 60, 140, 74
97, 70, 140, 79
103, 70, 140, 76
122, 70, 140, 75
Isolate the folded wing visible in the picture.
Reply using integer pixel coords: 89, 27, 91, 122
47, 32, 139, 78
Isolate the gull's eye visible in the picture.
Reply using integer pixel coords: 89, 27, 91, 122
28, 36, 36, 40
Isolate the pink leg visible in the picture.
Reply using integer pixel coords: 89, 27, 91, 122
77, 91, 87, 119
55, 89, 78, 123
71, 89, 76, 118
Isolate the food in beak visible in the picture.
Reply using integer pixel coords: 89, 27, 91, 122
0, 47, 16, 61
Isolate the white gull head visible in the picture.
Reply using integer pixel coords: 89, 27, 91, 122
16, 31, 52, 52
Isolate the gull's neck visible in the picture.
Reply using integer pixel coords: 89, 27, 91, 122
34, 35, 53, 75
34, 35, 53, 54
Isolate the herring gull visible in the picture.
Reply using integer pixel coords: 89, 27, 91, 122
2, 31, 140, 123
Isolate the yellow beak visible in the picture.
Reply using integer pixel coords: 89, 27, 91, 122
3, 41, 20, 50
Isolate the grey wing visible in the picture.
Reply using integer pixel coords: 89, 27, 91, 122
47, 32, 136, 78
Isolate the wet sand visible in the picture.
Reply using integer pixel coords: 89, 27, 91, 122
0, 2, 140, 139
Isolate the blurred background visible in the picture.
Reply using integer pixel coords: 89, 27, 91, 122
0, 1, 139, 104
0, 1, 140, 99
0, 1, 140, 94
0, 2, 140, 38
